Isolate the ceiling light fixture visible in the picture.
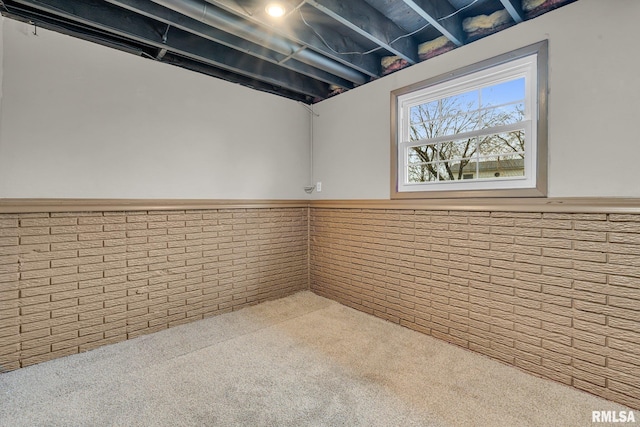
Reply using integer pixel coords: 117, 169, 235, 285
265, 3, 286, 18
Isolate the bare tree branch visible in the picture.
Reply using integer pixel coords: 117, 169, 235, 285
408, 94, 525, 183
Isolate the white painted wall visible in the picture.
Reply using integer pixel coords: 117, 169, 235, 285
0, 18, 4, 147
311, 0, 640, 199
2, 0, 638, 200
0, 18, 310, 199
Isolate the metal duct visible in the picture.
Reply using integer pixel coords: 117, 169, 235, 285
150, 0, 368, 85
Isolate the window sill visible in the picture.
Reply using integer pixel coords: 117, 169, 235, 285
391, 185, 546, 200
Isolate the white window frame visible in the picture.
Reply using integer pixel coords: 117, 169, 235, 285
391, 41, 548, 199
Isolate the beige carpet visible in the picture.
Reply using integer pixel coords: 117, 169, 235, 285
0, 291, 635, 426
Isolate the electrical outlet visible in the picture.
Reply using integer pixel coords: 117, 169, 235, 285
316, 182, 322, 192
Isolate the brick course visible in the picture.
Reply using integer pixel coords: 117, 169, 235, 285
310, 208, 640, 409
0, 208, 308, 372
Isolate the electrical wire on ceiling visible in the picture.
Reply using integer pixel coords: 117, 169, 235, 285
299, 0, 480, 56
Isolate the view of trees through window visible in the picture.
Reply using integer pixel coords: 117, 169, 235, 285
407, 77, 526, 183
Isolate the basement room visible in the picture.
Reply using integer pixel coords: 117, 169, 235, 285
0, 0, 638, 425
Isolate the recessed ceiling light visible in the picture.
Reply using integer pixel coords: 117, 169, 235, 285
265, 3, 286, 18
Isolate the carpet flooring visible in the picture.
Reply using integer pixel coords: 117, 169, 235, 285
0, 291, 635, 426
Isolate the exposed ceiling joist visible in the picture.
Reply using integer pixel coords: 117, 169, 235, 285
161, 52, 318, 101
401, 0, 465, 46
305, 0, 419, 64
1, 0, 577, 102
168, 29, 329, 98
12, 0, 329, 99
201, 0, 381, 78
152, 0, 369, 84
2, 3, 150, 56
498, 0, 525, 23
2, 4, 316, 101
106, 0, 354, 90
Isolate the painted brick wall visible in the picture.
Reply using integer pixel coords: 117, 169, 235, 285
310, 208, 640, 409
0, 208, 308, 371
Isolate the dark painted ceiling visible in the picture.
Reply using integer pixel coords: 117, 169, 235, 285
0, 0, 576, 103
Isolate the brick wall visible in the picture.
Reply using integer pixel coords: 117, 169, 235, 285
310, 208, 640, 409
0, 208, 308, 371
2, 202, 639, 410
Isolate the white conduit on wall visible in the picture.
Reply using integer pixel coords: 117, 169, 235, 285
300, 102, 319, 194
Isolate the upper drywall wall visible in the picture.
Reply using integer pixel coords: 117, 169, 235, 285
0, 18, 4, 137
311, 0, 640, 199
0, 19, 310, 199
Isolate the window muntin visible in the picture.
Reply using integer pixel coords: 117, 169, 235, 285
392, 42, 547, 198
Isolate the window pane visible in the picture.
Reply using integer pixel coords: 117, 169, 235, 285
477, 154, 525, 178
409, 123, 430, 141
481, 78, 525, 107
411, 113, 480, 140
439, 138, 477, 162
435, 162, 450, 181
408, 150, 421, 165
478, 131, 525, 156
441, 90, 479, 112
481, 103, 525, 128
418, 111, 480, 139
409, 145, 437, 163
447, 111, 481, 135
439, 158, 475, 181
408, 164, 437, 182
410, 91, 481, 139
435, 91, 479, 137
410, 101, 439, 125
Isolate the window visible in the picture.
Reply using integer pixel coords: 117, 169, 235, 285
391, 41, 547, 199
